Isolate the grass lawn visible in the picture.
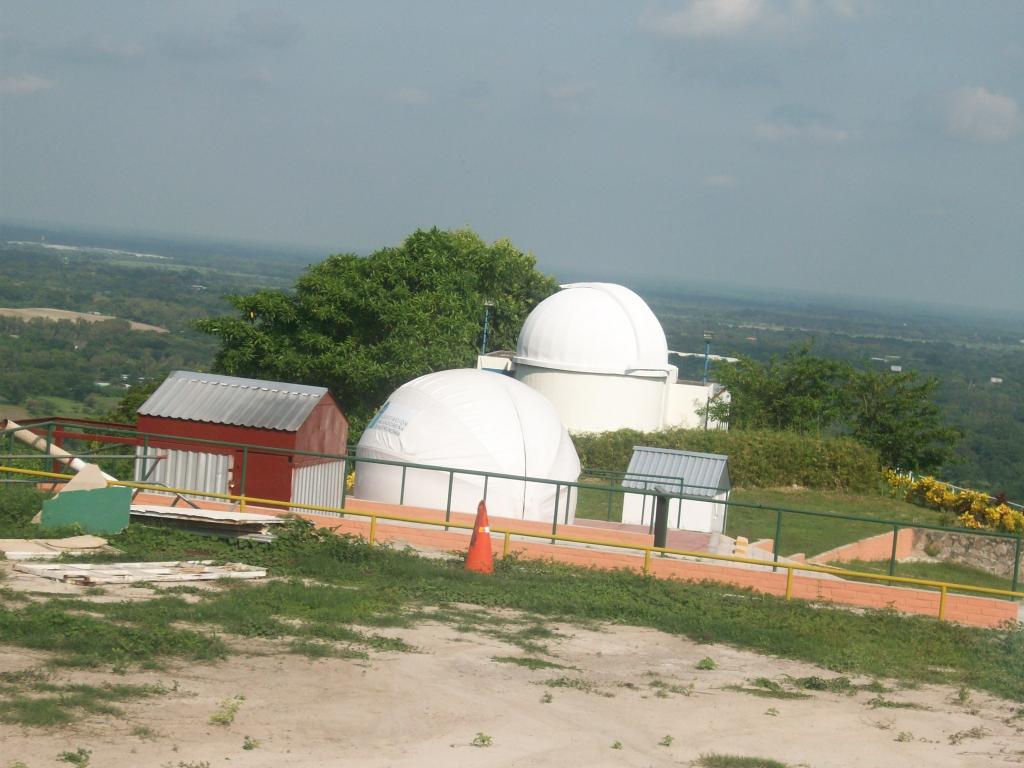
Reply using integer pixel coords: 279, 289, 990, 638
575, 480, 951, 559
2, 515, 1017, 702
829, 558, 1017, 595
724, 488, 949, 558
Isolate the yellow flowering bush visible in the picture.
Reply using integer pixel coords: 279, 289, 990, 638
884, 470, 1024, 534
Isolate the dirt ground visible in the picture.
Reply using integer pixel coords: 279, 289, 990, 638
1, 574, 1022, 768
0, 307, 168, 333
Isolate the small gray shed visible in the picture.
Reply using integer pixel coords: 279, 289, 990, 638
620, 447, 731, 533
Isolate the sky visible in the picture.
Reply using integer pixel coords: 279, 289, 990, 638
1, 1, 1022, 309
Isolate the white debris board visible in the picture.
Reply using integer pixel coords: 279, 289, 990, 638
14, 560, 266, 585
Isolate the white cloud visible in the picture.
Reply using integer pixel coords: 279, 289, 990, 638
0, 74, 56, 95
703, 174, 736, 187
755, 104, 852, 143
642, 0, 767, 39
755, 121, 850, 143
393, 86, 430, 105
945, 86, 1021, 142
545, 83, 594, 112
640, 0, 868, 40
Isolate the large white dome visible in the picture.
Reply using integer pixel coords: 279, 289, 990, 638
355, 369, 580, 522
514, 283, 670, 375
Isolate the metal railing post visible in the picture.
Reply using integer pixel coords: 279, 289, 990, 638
772, 508, 782, 572
444, 471, 454, 531
606, 482, 613, 521
938, 585, 948, 621
642, 548, 651, 575
551, 483, 560, 543
140, 435, 150, 482
1012, 532, 1022, 594
483, 473, 489, 503
340, 458, 350, 516
369, 515, 377, 545
887, 524, 900, 584
239, 447, 248, 512
399, 465, 407, 505
503, 531, 511, 558
785, 566, 794, 599
45, 423, 55, 475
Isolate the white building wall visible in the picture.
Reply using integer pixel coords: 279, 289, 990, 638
621, 490, 727, 533
513, 364, 668, 433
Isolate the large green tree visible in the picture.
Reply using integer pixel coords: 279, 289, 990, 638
196, 228, 558, 434
845, 368, 959, 472
702, 344, 958, 472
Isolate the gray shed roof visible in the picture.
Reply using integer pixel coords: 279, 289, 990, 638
622, 446, 730, 498
138, 371, 329, 432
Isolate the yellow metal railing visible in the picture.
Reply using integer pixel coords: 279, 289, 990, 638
4, 464, 1023, 621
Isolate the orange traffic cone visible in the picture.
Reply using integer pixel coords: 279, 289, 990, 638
465, 500, 494, 574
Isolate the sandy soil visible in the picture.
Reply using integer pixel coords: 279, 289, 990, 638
0, 307, 168, 333
2, 593, 1022, 768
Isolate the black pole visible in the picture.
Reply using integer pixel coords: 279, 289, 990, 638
653, 495, 669, 549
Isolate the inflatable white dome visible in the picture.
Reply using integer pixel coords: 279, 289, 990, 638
354, 369, 581, 523
514, 282, 670, 375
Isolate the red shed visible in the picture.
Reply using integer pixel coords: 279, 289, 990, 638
135, 370, 348, 508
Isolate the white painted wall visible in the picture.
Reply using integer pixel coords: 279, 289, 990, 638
513, 364, 669, 433
621, 490, 728, 534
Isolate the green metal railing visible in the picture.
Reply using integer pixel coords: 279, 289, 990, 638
2, 463, 1022, 623
3, 419, 1022, 595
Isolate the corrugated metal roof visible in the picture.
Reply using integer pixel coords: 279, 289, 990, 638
138, 371, 328, 432
622, 446, 730, 497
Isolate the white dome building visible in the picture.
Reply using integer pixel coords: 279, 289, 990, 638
480, 282, 727, 433
355, 369, 581, 523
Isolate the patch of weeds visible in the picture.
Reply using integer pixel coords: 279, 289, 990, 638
209, 695, 244, 726
288, 639, 368, 660
540, 691, 553, 703
540, 676, 612, 697
242, 735, 260, 750
952, 686, 972, 706
131, 724, 159, 740
866, 696, 928, 711
725, 678, 810, 700
948, 726, 989, 745
470, 732, 492, 747
492, 655, 568, 670
159, 585, 204, 595
696, 656, 717, 670
611, 740, 623, 749
58, 748, 91, 767
895, 731, 914, 742
659, 734, 674, 747
0, 680, 167, 726
647, 677, 694, 697
695, 754, 790, 768
764, 707, 779, 717
789, 675, 856, 694
83, 587, 107, 596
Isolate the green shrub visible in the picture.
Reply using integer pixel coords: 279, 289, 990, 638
572, 428, 880, 491
0, 484, 47, 537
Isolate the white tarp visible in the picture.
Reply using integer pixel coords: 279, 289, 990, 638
355, 369, 580, 523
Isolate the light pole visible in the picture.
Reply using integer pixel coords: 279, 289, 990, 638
702, 332, 713, 385
481, 300, 495, 355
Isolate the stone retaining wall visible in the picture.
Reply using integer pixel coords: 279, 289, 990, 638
913, 529, 1024, 582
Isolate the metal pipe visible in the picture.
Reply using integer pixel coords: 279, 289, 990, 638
0, 418, 115, 480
